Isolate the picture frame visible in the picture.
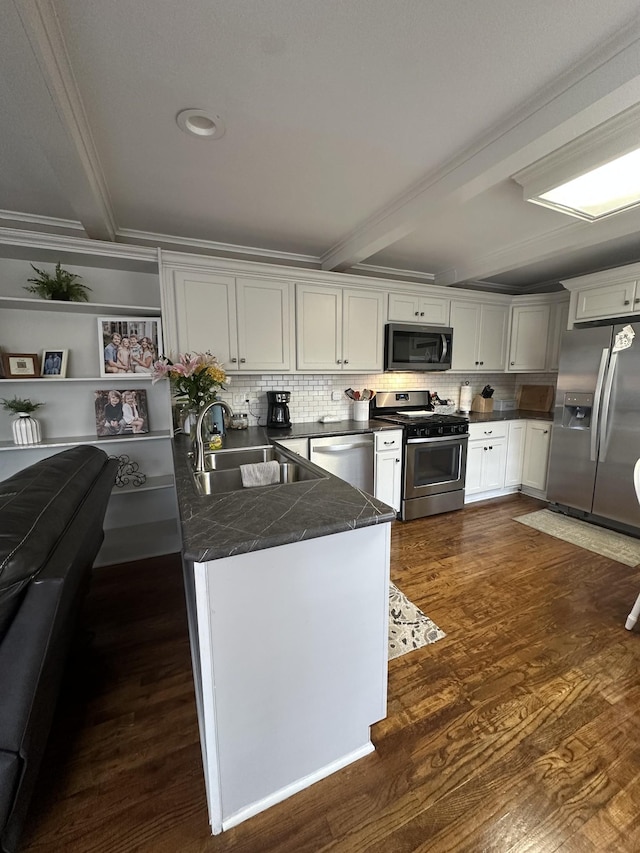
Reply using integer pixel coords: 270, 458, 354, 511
97, 317, 162, 379
40, 349, 68, 378
95, 388, 150, 438
0, 352, 40, 379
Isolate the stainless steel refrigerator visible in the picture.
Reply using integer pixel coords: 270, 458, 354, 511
547, 322, 640, 534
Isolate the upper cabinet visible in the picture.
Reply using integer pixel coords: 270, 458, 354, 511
574, 278, 638, 322
388, 292, 450, 326
507, 303, 551, 372
562, 262, 640, 326
296, 284, 384, 372
450, 300, 507, 371
164, 268, 293, 372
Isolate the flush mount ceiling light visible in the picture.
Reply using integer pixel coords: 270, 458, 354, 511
513, 104, 640, 222
176, 108, 225, 140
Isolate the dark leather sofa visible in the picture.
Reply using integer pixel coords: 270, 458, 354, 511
0, 446, 117, 853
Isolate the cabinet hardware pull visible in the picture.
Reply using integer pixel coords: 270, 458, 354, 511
414, 311, 419, 316
475, 361, 479, 365
511, 361, 515, 365
240, 357, 246, 363
484, 430, 492, 434
344, 359, 349, 364
230, 357, 237, 362
624, 300, 630, 305
543, 430, 548, 434
635, 298, 640, 304
480, 361, 484, 365
337, 359, 342, 364
395, 458, 400, 463
420, 312, 424, 316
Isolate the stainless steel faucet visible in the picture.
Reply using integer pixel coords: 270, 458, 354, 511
193, 399, 234, 472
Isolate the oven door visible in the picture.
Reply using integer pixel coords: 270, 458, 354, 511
404, 435, 468, 498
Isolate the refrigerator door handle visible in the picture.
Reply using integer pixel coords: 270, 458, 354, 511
590, 348, 609, 462
599, 351, 618, 462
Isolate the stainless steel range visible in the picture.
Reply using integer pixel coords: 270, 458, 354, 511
372, 390, 468, 520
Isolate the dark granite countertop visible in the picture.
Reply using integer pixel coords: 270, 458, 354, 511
266, 418, 399, 439
467, 409, 553, 424
173, 431, 396, 563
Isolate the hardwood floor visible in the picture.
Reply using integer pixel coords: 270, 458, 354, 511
20, 493, 640, 853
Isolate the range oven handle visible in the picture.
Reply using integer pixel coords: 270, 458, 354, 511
407, 435, 468, 445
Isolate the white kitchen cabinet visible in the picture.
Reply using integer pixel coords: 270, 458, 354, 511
465, 422, 508, 497
450, 301, 507, 371
522, 420, 551, 494
574, 278, 638, 322
388, 292, 450, 325
167, 269, 292, 372
296, 283, 384, 372
0, 246, 179, 566
507, 303, 551, 372
374, 430, 402, 512
504, 421, 526, 487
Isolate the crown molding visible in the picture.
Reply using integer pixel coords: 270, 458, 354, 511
116, 227, 320, 267
0, 208, 85, 233
0, 225, 157, 262
13, 0, 116, 240
351, 263, 436, 283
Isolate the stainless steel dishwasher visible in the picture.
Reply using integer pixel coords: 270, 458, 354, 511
309, 433, 374, 492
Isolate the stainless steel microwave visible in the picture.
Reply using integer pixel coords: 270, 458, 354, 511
384, 323, 453, 371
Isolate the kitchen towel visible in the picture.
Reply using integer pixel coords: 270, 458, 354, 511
240, 460, 281, 488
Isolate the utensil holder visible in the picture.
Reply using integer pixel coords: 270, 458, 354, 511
353, 400, 369, 422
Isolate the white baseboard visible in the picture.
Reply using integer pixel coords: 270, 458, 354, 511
465, 485, 520, 504
220, 741, 375, 833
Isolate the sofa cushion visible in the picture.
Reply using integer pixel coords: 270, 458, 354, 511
0, 750, 20, 840
0, 446, 110, 638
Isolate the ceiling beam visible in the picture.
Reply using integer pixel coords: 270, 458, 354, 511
3, 0, 116, 240
321, 16, 640, 273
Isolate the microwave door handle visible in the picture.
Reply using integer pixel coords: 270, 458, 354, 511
440, 334, 448, 362
598, 351, 617, 463
590, 348, 609, 462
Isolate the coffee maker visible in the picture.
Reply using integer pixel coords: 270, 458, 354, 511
266, 390, 291, 429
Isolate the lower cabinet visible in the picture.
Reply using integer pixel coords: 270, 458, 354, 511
522, 421, 551, 494
465, 419, 551, 502
465, 422, 508, 496
273, 437, 309, 459
374, 430, 402, 512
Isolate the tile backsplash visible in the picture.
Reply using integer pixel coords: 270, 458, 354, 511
218, 371, 557, 426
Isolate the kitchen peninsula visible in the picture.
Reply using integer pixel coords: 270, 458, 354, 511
173, 430, 396, 835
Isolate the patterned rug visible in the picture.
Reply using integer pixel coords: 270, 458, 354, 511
388, 583, 445, 660
515, 509, 640, 567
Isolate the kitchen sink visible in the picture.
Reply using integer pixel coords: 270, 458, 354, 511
191, 446, 328, 496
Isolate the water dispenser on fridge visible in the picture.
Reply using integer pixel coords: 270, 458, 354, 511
561, 392, 593, 429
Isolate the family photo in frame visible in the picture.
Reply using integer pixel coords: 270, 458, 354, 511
41, 349, 68, 377
98, 317, 162, 378
95, 388, 150, 437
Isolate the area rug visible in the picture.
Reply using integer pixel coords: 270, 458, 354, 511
388, 583, 445, 660
515, 509, 640, 567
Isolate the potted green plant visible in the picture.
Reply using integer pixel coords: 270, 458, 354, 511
24, 262, 91, 302
1, 396, 44, 445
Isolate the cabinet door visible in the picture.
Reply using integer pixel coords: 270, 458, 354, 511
478, 304, 507, 371
388, 292, 449, 325
450, 301, 481, 370
481, 438, 507, 491
465, 441, 485, 494
575, 280, 637, 321
508, 304, 551, 371
236, 277, 291, 371
296, 284, 342, 370
522, 421, 551, 491
342, 288, 385, 371
173, 270, 237, 364
374, 452, 401, 512
505, 421, 525, 487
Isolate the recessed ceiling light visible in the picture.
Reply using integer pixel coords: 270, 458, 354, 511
513, 103, 640, 222
176, 108, 225, 140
